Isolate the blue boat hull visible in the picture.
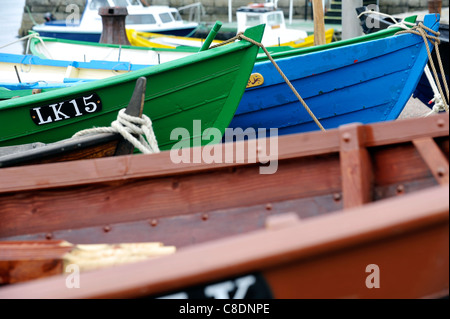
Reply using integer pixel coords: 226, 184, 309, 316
229, 14, 441, 138
35, 31, 102, 43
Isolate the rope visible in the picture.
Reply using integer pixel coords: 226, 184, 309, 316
210, 32, 326, 131
25, 5, 38, 26
395, 22, 449, 112
423, 64, 448, 116
0, 33, 36, 50
357, 11, 449, 114
357, 10, 417, 31
72, 109, 160, 154
0, 32, 54, 59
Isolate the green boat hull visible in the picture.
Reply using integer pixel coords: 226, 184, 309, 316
0, 25, 264, 151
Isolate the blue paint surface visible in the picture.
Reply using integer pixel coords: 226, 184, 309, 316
229, 14, 441, 137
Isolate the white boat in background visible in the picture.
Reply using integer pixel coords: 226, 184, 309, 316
28, 33, 196, 64
236, 0, 308, 47
31, 0, 200, 42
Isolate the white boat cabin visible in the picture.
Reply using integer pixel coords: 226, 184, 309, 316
32, 0, 198, 41
236, 1, 307, 47
87, 0, 189, 30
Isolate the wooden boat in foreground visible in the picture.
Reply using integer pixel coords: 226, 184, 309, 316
0, 184, 447, 299
0, 24, 264, 151
0, 113, 447, 298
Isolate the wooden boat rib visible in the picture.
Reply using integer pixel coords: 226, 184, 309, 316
0, 25, 264, 150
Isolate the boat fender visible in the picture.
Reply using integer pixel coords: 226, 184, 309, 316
44, 12, 56, 22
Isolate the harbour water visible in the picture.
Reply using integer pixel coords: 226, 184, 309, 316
0, 0, 26, 54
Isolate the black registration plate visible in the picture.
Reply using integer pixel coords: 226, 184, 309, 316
30, 93, 102, 126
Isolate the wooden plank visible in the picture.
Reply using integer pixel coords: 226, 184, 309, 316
339, 123, 373, 208
0, 184, 446, 299
0, 117, 447, 239
0, 177, 435, 246
0, 240, 175, 284
0, 136, 119, 168
0, 192, 343, 245
413, 137, 449, 185
0, 240, 71, 284
0, 155, 343, 238
0, 130, 340, 194
312, 0, 326, 45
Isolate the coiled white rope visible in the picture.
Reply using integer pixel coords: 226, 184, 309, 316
72, 109, 160, 154
423, 64, 448, 116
